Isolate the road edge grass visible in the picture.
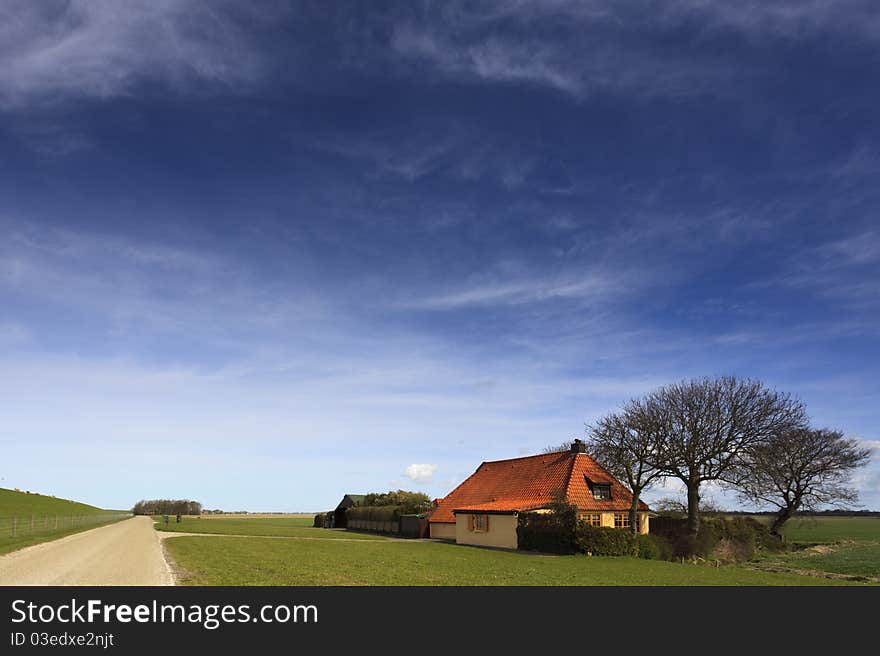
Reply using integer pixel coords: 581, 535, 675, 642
158, 536, 185, 586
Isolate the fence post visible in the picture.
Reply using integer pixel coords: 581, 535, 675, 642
12, 516, 16, 537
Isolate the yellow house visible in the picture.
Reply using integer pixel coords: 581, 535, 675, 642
429, 441, 650, 549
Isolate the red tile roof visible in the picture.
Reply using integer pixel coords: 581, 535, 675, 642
430, 450, 650, 524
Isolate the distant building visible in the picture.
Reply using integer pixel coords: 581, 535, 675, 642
333, 494, 366, 528
429, 440, 651, 549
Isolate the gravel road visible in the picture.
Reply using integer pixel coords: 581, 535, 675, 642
0, 516, 173, 586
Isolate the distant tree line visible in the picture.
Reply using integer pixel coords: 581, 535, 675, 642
132, 499, 202, 515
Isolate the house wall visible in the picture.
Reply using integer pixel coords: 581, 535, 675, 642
430, 522, 456, 541
454, 513, 518, 549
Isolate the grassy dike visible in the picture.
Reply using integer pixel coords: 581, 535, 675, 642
0, 488, 129, 554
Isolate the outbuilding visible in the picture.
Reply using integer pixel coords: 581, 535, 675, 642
333, 494, 365, 529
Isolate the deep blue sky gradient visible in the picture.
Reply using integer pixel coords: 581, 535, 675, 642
1, 1, 878, 510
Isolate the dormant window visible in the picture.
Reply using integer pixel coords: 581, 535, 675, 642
592, 484, 612, 501
614, 513, 630, 529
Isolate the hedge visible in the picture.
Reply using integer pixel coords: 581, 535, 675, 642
517, 510, 578, 554
649, 516, 782, 560
636, 533, 673, 560
346, 505, 408, 522
576, 524, 635, 556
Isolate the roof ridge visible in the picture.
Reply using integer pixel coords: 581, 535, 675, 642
481, 450, 572, 466
562, 450, 579, 500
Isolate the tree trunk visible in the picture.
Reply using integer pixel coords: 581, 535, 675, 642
686, 481, 701, 536
629, 494, 640, 540
770, 505, 795, 538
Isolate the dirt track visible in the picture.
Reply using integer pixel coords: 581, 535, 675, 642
0, 516, 173, 586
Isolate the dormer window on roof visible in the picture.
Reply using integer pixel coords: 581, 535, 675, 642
592, 483, 612, 501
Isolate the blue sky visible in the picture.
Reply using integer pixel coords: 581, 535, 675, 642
1, 1, 878, 512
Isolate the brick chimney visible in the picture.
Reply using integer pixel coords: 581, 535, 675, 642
570, 438, 587, 453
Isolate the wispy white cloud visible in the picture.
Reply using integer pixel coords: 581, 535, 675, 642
832, 144, 880, 181
402, 272, 630, 310
391, 26, 584, 96
309, 123, 540, 190
0, 217, 336, 354
386, 1, 880, 99
767, 230, 880, 308
0, 0, 268, 108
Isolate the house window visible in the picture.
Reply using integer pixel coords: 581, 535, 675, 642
592, 484, 612, 501
468, 514, 490, 532
614, 513, 630, 529
579, 513, 601, 527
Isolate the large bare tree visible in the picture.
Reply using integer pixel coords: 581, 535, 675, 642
648, 376, 807, 535
587, 401, 665, 537
734, 428, 870, 537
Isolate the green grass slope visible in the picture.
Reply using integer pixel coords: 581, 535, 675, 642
0, 488, 128, 555
0, 487, 115, 517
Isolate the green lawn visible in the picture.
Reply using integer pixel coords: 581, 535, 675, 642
747, 517, 880, 581
0, 487, 129, 555
788, 544, 880, 579
162, 535, 860, 586
152, 516, 384, 540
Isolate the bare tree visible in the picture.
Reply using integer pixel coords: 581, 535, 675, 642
734, 428, 870, 537
588, 402, 665, 537
543, 440, 575, 454
648, 376, 807, 536
652, 494, 726, 516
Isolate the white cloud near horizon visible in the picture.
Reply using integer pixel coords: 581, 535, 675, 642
404, 463, 439, 484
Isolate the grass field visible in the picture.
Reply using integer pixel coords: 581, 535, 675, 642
778, 517, 880, 543
749, 517, 880, 581
161, 534, 861, 586
152, 516, 384, 540
0, 487, 129, 555
156, 515, 880, 586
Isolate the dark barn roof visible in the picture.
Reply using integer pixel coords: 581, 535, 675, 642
335, 494, 366, 510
